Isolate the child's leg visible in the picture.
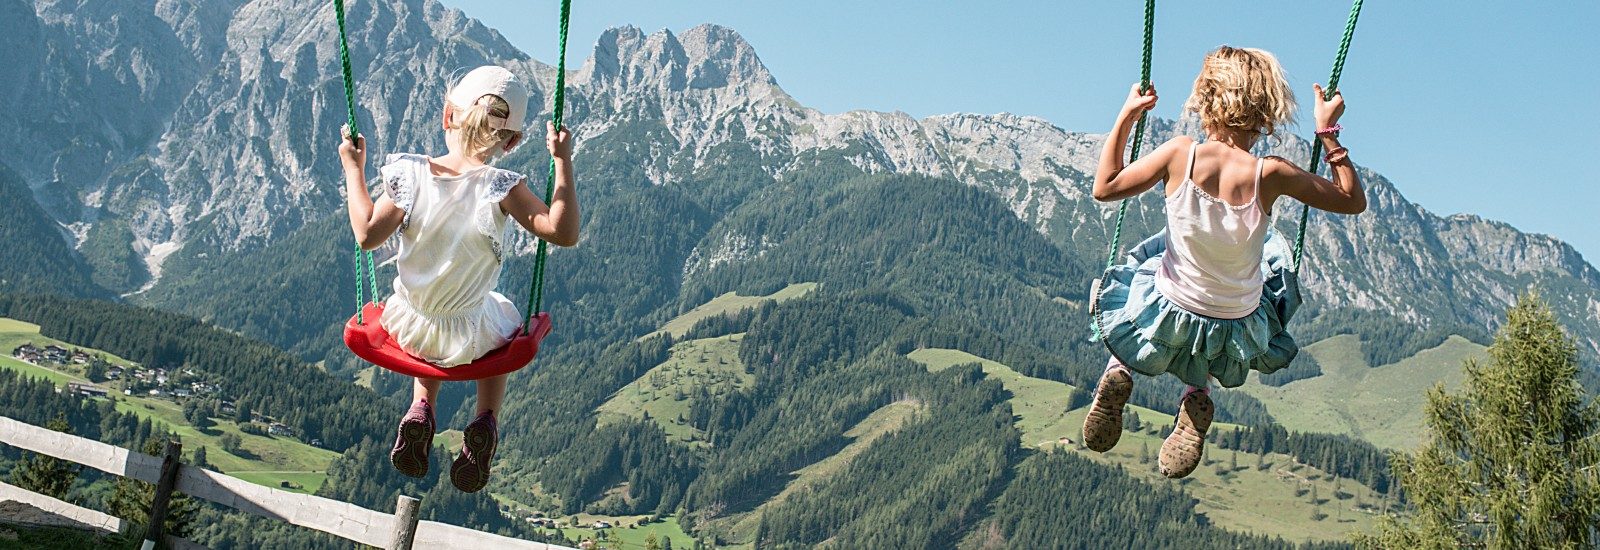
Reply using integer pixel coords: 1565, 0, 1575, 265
1082, 357, 1135, 452
413, 377, 442, 406
392, 376, 437, 478
472, 373, 509, 415
452, 373, 508, 493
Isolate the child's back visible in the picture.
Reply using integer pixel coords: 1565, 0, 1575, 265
380, 153, 525, 367
1156, 141, 1269, 320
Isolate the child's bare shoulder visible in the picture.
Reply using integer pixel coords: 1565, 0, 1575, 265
1259, 155, 1301, 176
1161, 135, 1197, 150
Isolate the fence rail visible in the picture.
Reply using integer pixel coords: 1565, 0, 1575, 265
0, 416, 573, 549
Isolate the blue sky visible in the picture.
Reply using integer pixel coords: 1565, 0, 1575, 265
443, 1, 1600, 262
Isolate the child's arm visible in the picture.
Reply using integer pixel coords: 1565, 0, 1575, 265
503, 122, 580, 247
1093, 84, 1180, 202
339, 135, 406, 250
1264, 84, 1365, 215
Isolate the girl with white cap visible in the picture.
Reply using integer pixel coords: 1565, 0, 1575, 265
337, 65, 579, 492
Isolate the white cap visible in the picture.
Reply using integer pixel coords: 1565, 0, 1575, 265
446, 66, 530, 132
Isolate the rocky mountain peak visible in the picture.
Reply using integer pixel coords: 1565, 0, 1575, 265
578, 24, 774, 92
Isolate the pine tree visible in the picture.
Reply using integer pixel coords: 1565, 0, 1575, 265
191, 446, 210, 470
10, 413, 80, 500
1358, 294, 1600, 549
645, 532, 663, 550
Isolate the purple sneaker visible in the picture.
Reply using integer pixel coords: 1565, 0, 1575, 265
450, 410, 498, 493
390, 399, 435, 478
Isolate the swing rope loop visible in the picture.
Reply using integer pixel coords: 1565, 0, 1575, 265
1292, 0, 1364, 272
523, 0, 572, 333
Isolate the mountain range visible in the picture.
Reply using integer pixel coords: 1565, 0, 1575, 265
4, 0, 1593, 360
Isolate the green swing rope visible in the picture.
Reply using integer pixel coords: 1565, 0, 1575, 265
1291, 0, 1364, 272
1091, 0, 1156, 341
523, 0, 572, 334
334, 0, 380, 324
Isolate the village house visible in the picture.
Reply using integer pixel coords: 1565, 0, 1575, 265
66, 382, 108, 399
41, 345, 69, 363
12, 344, 42, 363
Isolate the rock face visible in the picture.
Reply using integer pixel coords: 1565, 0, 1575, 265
5, 0, 1598, 356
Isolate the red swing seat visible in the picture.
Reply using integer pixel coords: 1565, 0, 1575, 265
343, 302, 552, 381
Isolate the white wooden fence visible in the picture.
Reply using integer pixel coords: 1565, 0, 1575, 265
0, 415, 574, 549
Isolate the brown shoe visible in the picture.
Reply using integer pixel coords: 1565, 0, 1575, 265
390, 400, 435, 478
450, 410, 498, 493
1159, 390, 1214, 479
1082, 367, 1133, 452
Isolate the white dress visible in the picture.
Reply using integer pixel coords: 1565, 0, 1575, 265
378, 153, 525, 367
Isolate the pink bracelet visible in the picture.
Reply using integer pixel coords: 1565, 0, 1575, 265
1315, 124, 1342, 137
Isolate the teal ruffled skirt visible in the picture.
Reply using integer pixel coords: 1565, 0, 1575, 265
1091, 230, 1301, 389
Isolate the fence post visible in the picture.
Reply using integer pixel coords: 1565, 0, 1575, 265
140, 440, 182, 550
389, 494, 421, 550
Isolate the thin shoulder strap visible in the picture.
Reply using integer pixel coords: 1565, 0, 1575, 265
1254, 157, 1267, 207
1184, 141, 1200, 181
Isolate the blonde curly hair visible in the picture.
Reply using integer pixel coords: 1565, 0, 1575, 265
1184, 46, 1296, 137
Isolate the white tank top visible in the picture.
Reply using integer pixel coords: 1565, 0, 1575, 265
1153, 142, 1268, 319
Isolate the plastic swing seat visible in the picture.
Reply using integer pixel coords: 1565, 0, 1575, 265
343, 302, 553, 381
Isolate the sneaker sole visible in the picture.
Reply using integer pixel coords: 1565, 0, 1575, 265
450, 423, 497, 493
1082, 368, 1133, 453
391, 417, 433, 478
1159, 392, 1214, 479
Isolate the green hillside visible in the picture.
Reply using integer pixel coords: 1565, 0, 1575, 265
1240, 334, 1487, 450
909, 348, 1091, 447
597, 334, 753, 446
642, 283, 816, 340
707, 399, 925, 544
0, 316, 339, 493
910, 347, 1382, 543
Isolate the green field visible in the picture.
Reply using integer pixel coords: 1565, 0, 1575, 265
1, 317, 339, 494
597, 334, 752, 446
642, 283, 817, 340
551, 515, 698, 550
0, 318, 139, 369
1239, 335, 1486, 450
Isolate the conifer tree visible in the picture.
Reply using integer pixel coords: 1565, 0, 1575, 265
1359, 294, 1600, 549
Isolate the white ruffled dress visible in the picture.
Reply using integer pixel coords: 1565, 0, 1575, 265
378, 153, 525, 367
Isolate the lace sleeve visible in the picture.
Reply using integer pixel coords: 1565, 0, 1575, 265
484, 168, 524, 203
378, 154, 422, 213
477, 168, 525, 263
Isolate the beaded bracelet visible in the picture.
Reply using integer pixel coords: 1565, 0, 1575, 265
1324, 146, 1350, 165
1315, 124, 1342, 137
